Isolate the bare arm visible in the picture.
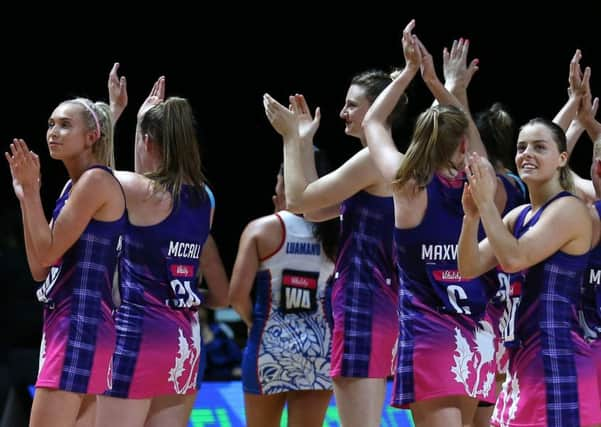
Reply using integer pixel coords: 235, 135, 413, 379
554, 50, 590, 132
457, 179, 515, 277
303, 204, 340, 222
201, 234, 229, 309
21, 208, 49, 281
108, 62, 128, 123
443, 38, 479, 112
467, 153, 590, 272
362, 19, 420, 183
417, 37, 488, 159
284, 145, 383, 213
264, 94, 364, 213
229, 216, 283, 328
7, 140, 120, 267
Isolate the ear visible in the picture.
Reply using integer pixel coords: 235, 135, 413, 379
85, 130, 98, 148
459, 135, 468, 154
595, 159, 601, 177
558, 151, 568, 167
143, 133, 153, 154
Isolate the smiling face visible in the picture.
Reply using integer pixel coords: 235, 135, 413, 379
515, 122, 567, 185
339, 84, 371, 139
46, 103, 95, 161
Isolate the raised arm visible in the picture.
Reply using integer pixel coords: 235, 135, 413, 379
554, 49, 590, 132
264, 94, 381, 213
6, 149, 48, 281
465, 152, 590, 272
108, 62, 128, 124
417, 37, 488, 159
566, 63, 598, 202
292, 94, 322, 187
287, 94, 341, 219
458, 161, 501, 278
442, 38, 479, 113
6, 139, 117, 268
362, 19, 420, 182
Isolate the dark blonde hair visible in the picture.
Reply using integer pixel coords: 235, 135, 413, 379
64, 98, 115, 168
519, 118, 573, 192
140, 97, 206, 202
394, 105, 468, 189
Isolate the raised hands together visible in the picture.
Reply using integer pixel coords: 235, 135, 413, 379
401, 19, 421, 72
5, 139, 41, 201
462, 152, 497, 216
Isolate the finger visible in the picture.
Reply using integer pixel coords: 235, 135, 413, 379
290, 95, 300, 114
450, 39, 458, 57
442, 47, 450, 68
120, 76, 127, 91
403, 19, 415, 35
150, 80, 159, 97
593, 97, 599, 115
460, 38, 469, 61
297, 94, 310, 116
15, 139, 28, 157
109, 62, 119, 81
468, 58, 480, 76
157, 77, 166, 100
314, 107, 321, 123
571, 49, 582, 65
582, 66, 592, 91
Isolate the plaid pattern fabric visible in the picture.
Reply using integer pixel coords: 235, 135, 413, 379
105, 301, 144, 397
341, 205, 390, 377
393, 266, 415, 405
60, 232, 115, 392
540, 262, 580, 427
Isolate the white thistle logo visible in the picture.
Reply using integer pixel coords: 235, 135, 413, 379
491, 371, 520, 427
450, 321, 495, 398
37, 265, 61, 303
168, 320, 201, 394
38, 334, 47, 375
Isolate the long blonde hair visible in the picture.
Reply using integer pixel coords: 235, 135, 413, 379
394, 105, 468, 189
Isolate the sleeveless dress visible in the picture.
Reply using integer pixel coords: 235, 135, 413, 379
36, 165, 126, 394
243, 211, 334, 394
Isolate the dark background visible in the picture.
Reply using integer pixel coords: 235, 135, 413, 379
0, 9, 600, 402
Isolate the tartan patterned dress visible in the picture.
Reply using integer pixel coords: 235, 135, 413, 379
36, 166, 125, 394
492, 192, 601, 427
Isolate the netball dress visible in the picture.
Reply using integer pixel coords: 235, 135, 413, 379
491, 192, 601, 427
485, 174, 528, 376
243, 211, 334, 394
36, 165, 125, 394
392, 173, 498, 408
330, 191, 397, 378
106, 185, 213, 398
580, 200, 601, 399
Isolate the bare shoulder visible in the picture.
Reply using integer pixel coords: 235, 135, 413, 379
544, 194, 592, 229
244, 214, 283, 239
74, 167, 120, 195
114, 171, 152, 202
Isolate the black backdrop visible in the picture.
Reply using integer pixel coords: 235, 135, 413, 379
1, 9, 599, 348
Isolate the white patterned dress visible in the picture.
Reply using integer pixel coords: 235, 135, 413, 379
242, 211, 334, 394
